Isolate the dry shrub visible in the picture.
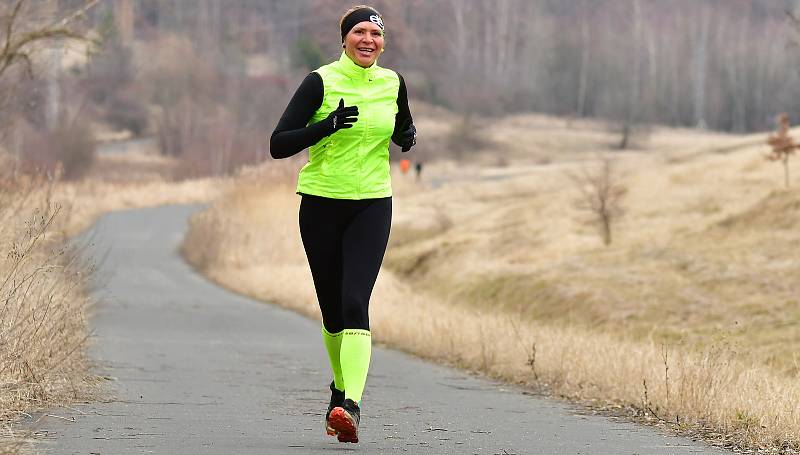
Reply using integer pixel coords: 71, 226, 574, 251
51, 121, 96, 181
0, 173, 97, 450
613, 121, 652, 151
766, 113, 797, 188
155, 97, 193, 158
446, 113, 493, 160
16, 118, 96, 181
182, 159, 302, 270
143, 35, 280, 178
104, 91, 149, 136
171, 110, 263, 180
568, 156, 627, 245
144, 35, 220, 159
393, 299, 800, 452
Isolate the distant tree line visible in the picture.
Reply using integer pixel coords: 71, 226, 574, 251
6, 0, 799, 181
395, 0, 799, 133
85, 0, 798, 133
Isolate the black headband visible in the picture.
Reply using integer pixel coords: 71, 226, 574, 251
340, 8, 384, 42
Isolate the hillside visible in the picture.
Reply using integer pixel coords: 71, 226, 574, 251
181, 109, 800, 452
389, 119, 799, 374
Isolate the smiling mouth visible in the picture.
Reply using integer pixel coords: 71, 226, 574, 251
357, 48, 375, 54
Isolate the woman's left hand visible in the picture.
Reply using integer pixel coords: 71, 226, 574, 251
398, 119, 417, 152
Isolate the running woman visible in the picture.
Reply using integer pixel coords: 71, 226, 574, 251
269, 5, 416, 444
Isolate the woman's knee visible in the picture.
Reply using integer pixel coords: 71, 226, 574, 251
341, 301, 369, 330
322, 314, 344, 334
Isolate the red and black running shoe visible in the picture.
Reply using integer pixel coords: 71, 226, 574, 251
325, 382, 345, 436
328, 398, 360, 443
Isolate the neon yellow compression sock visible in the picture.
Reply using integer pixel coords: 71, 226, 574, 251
321, 326, 344, 391
340, 329, 372, 404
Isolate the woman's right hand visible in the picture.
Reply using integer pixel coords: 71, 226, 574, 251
326, 98, 359, 133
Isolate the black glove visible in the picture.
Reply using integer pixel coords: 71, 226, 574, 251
396, 118, 417, 152
326, 98, 358, 134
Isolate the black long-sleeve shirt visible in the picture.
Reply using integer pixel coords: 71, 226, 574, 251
270, 72, 413, 159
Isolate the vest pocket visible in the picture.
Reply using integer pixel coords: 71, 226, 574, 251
318, 138, 333, 175
320, 132, 358, 177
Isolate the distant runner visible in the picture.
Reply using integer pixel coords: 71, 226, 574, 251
400, 158, 411, 174
269, 4, 416, 444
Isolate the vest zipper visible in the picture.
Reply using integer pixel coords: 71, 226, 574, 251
358, 76, 370, 198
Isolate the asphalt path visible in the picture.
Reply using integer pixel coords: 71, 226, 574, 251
28, 205, 729, 454
96, 137, 157, 155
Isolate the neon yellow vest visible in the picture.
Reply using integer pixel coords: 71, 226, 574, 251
296, 52, 399, 199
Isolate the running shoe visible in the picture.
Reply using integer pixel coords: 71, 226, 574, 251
328, 398, 360, 443
325, 382, 345, 436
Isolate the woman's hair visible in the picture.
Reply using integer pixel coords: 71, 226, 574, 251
339, 4, 383, 29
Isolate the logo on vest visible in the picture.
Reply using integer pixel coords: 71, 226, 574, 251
370, 14, 384, 29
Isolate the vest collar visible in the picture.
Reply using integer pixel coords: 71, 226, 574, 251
336, 51, 379, 80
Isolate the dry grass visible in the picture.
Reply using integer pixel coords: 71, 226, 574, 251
55, 150, 226, 236
85, 150, 174, 184
0, 148, 223, 454
0, 176, 97, 454
182, 115, 800, 453
55, 177, 225, 237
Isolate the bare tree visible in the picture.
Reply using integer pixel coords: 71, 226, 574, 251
0, 0, 98, 175
576, 8, 591, 118
448, 0, 469, 79
766, 113, 797, 188
0, 0, 99, 81
790, 4, 800, 43
115, 0, 134, 43
722, 5, 753, 133
619, 0, 644, 150
569, 156, 627, 246
691, 3, 711, 129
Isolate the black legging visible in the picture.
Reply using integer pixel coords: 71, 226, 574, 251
299, 194, 391, 333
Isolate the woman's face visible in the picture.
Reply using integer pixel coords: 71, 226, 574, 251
343, 21, 384, 68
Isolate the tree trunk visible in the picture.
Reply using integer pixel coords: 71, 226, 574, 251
692, 5, 710, 129
577, 17, 590, 118
631, 0, 643, 120
449, 0, 468, 73
116, 0, 134, 43
46, 46, 61, 130
619, 123, 630, 150
784, 156, 790, 188
602, 215, 612, 246
13, 118, 22, 178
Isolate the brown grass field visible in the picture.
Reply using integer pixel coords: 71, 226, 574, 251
183, 109, 799, 453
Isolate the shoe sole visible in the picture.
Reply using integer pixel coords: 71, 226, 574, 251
325, 423, 337, 436
325, 417, 337, 436
328, 407, 358, 443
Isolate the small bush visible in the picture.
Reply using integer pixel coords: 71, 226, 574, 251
19, 119, 96, 181
55, 122, 96, 180
106, 93, 149, 136
0, 175, 95, 444
447, 113, 492, 159
172, 111, 263, 180
85, 31, 134, 105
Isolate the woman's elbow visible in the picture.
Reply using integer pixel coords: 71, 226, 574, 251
269, 135, 285, 159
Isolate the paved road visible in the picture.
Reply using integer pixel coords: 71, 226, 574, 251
97, 137, 157, 155
28, 205, 729, 454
